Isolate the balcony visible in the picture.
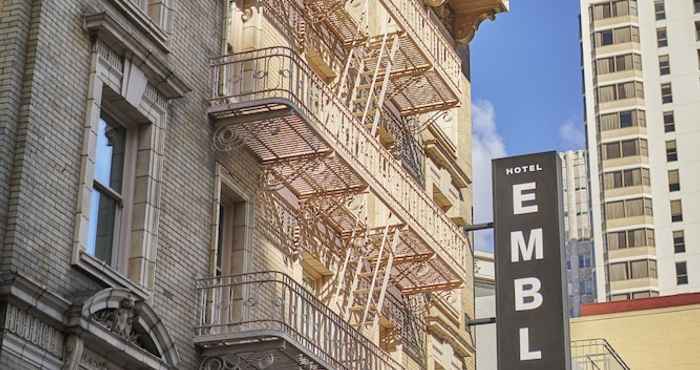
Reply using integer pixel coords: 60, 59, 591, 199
195, 271, 403, 370
378, 0, 463, 109
209, 47, 467, 294
571, 339, 630, 370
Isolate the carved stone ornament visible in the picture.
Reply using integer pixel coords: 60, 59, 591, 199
92, 296, 139, 343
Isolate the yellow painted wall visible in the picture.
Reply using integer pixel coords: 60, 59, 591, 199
570, 304, 700, 370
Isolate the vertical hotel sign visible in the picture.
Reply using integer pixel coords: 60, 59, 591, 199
492, 152, 571, 370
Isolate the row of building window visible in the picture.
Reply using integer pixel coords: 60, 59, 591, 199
601, 138, 648, 160
602, 167, 650, 190
657, 23, 700, 49
609, 259, 657, 281
594, 26, 640, 48
604, 197, 653, 220
611, 291, 659, 301
599, 109, 646, 131
595, 53, 642, 75
606, 228, 655, 250
597, 81, 644, 103
591, 0, 637, 21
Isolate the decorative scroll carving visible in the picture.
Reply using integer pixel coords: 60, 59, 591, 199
80, 348, 110, 370
2, 304, 64, 358
199, 352, 276, 370
92, 296, 139, 343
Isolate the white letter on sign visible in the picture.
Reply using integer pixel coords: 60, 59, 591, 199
513, 182, 538, 214
511, 229, 543, 262
519, 328, 542, 361
514, 277, 543, 311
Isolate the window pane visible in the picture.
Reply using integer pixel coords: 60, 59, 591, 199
673, 230, 685, 253
657, 28, 668, 47
631, 260, 649, 279
619, 111, 633, 127
606, 201, 625, 219
95, 116, 126, 192
605, 142, 621, 159
626, 198, 643, 217
654, 0, 665, 20
621, 139, 638, 156
610, 263, 629, 281
86, 189, 118, 264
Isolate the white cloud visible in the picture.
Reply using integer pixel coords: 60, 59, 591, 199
559, 119, 586, 150
472, 100, 507, 252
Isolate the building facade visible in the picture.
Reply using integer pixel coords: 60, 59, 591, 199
580, 0, 700, 302
0, 0, 508, 369
473, 251, 495, 370
571, 293, 700, 370
560, 150, 597, 316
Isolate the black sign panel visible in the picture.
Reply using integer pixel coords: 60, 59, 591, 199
492, 151, 570, 370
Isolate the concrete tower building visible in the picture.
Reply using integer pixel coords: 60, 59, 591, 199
0, 0, 508, 369
560, 150, 597, 316
580, 0, 700, 302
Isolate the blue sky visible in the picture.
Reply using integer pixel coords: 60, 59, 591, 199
469, 0, 586, 252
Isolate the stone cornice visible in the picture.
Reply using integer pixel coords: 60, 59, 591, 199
83, 12, 191, 99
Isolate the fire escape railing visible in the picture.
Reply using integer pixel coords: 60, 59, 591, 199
378, 0, 462, 95
195, 271, 404, 370
210, 47, 468, 281
571, 339, 630, 370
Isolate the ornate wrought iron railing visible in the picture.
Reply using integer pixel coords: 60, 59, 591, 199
571, 339, 630, 370
209, 47, 468, 282
195, 271, 403, 370
378, 0, 462, 94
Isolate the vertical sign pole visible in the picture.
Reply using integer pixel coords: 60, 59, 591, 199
492, 151, 571, 370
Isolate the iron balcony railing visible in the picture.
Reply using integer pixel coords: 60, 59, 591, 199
210, 47, 468, 281
195, 271, 403, 370
571, 339, 630, 370
378, 0, 462, 94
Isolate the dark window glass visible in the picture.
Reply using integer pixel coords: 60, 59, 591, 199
620, 111, 633, 127
676, 262, 688, 285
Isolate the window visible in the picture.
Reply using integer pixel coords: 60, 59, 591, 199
657, 27, 668, 47
668, 169, 680, 192
673, 230, 685, 253
654, 0, 665, 20
659, 55, 670, 75
603, 141, 622, 159
87, 115, 127, 265
592, 1, 637, 20
127, 0, 173, 33
610, 262, 629, 281
661, 83, 673, 103
664, 111, 675, 132
676, 262, 688, 285
611, 293, 630, 301
666, 139, 677, 161
600, 110, 646, 131
631, 259, 657, 279
595, 26, 640, 47
602, 139, 647, 160
671, 199, 683, 222
595, 54, 643, 75
695, 0, 700, 13
579, 280, 593, 295
213, 178, 249, 278
696, 22, 700, 41
597, 81, 644, 103
605, 198, 653, 220
579, 254, 592, 268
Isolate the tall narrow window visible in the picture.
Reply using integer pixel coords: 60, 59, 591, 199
671, 199, 683, 222
87, 115, 126, 265
666, 139, 678, 161
695, 0, 700, 13
657, 27, 668, 47
676, 262, 688, 285
659, 55, 670, 75
664, 111, 675, 132
673, 231, 685, 253
661, 83, 673, 104
668, 169, 680, 192
654, 0, 665, 20
696, 22, 700, 41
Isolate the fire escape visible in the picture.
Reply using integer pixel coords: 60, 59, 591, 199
194, 0, 507, 369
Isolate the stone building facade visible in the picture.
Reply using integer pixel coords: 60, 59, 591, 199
0, 0, 506, 369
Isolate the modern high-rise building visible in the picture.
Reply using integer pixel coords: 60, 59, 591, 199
0, 0, 508, 369
560, 150, 597, 316
580, 0, 700, 302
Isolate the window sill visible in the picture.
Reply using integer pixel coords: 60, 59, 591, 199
76, 252, 151, 300
110, 0, 169, 53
